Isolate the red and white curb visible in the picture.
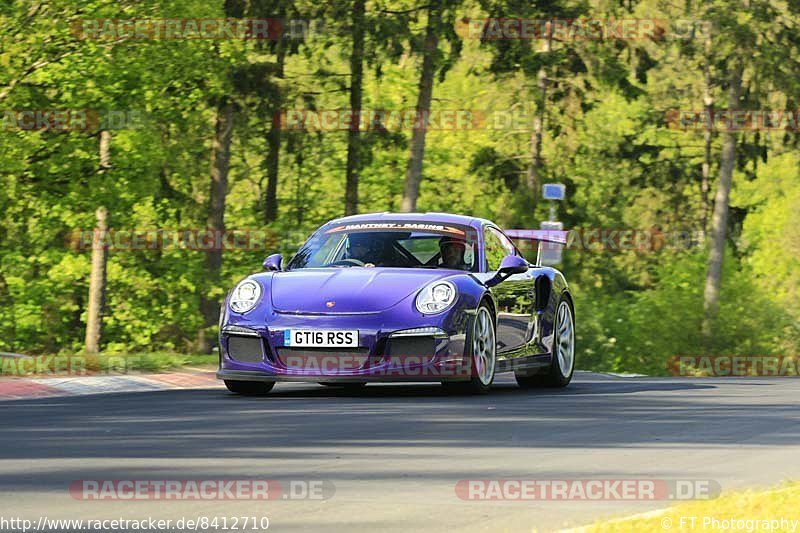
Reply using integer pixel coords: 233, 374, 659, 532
0, 371, 220, 401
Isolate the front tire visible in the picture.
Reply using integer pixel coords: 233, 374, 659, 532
224, 380, 275, 396
516, 296, 575, 388
443, 304, 496, 394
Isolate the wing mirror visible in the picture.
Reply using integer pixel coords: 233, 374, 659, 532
263, 253, 283, 271
486, 255, 529, 287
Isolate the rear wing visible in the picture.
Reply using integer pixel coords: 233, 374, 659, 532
504, 229, 569, 267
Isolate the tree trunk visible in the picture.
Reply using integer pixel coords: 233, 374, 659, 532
99, 129, 112, 172
85, 205, 109, 355
0, 270, 12, 351
344, 0, 366, 216
199, 99, 235, 353
295, 144, 305, 227
400, 6, 440, 213
701, 89, 713, 235
263, 40, 286, 223
527, 24, 552, 200
702, 64, 743, 342
700, 35, 713, 236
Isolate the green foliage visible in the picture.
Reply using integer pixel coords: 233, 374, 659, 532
576, 248, 797, 375
0, 0, 797, 373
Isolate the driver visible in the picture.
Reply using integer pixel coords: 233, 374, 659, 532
347, 233, 387, 266
438, 236, 469, 270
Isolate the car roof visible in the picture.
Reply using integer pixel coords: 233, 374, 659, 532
325, 212, 492, 229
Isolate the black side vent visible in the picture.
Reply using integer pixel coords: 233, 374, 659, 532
387, 337, 436, 358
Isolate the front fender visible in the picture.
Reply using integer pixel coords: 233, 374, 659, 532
220, 272, 278, 334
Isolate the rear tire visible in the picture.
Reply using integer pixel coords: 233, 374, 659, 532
516, 296, 575, 388
224, 380, 275, 396
443, 303, 496, 394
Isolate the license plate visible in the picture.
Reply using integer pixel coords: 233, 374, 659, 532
284, 329, 359, 348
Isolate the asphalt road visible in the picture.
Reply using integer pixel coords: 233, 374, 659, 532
2, 372, 800, 532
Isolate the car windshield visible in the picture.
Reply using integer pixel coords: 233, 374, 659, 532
287, 222, 479, 271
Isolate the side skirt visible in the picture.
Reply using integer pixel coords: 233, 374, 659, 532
495, 353, 551, 374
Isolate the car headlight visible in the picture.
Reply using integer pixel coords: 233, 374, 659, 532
229, 279, 262, 314
416, 280, 457, 314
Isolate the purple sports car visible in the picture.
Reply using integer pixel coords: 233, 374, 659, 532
216, 212, 574, 394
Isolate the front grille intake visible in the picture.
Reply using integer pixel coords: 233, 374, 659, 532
227, 336, 265, 363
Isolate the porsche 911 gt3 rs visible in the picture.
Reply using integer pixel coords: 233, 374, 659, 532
216, 212, 574, 395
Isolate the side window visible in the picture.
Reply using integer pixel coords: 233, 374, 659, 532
484, 227, 513, 271
493, 227, 517, 256
483, 227, 506, 272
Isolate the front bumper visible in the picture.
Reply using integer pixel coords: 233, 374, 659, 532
217, 311, 472, 383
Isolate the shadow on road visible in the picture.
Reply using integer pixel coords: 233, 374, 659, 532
3, 374, 799, 468
260, 377, 716, 399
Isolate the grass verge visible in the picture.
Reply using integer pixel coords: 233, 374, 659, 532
581, 481, 800, 532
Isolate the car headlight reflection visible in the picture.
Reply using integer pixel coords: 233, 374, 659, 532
229, 279, 262, 314
416, 281, 457, 314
